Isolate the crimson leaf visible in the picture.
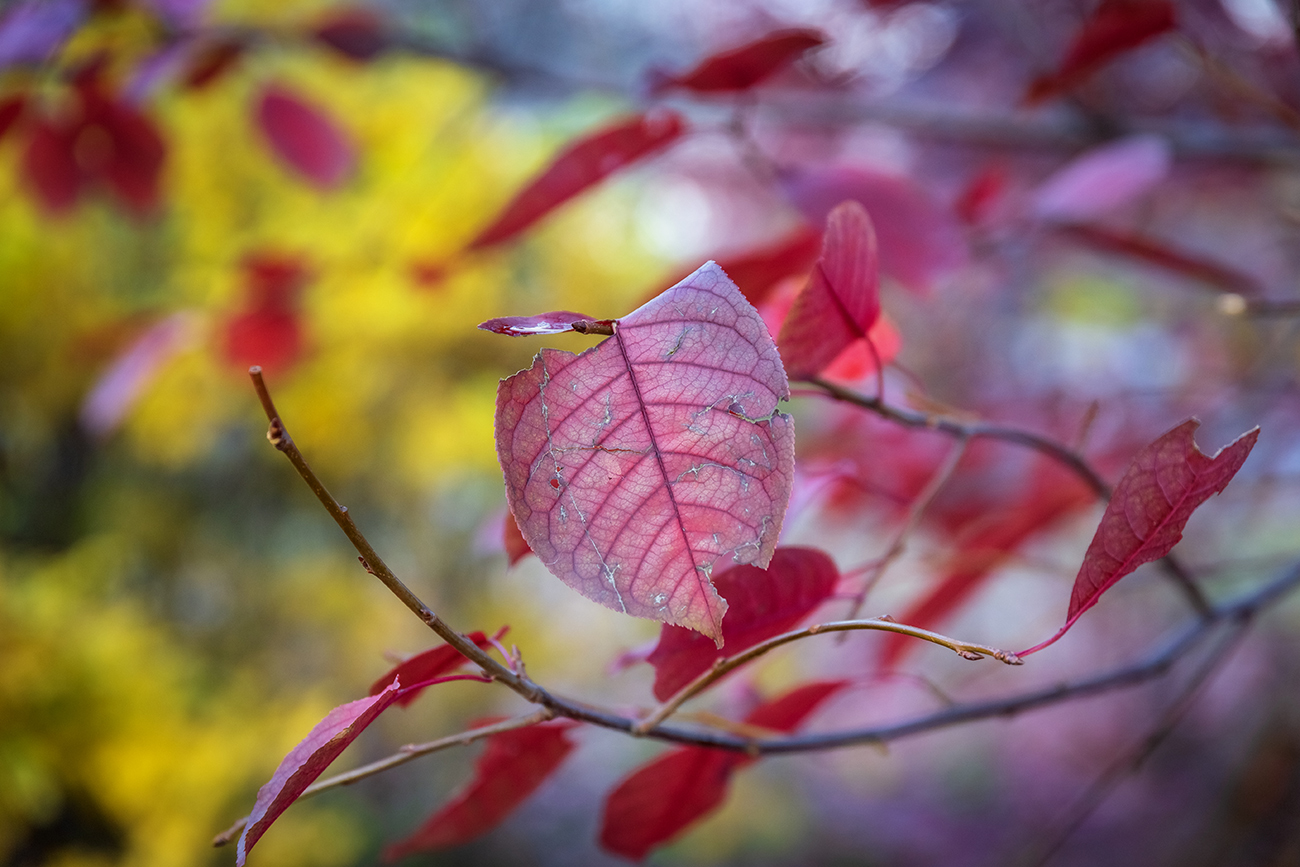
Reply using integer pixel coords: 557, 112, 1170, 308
646, 547, 839, 700
368, 628, 507, 707
651, 29, 826, 94
236, 680, 403, 866
383, 720, 579, 860
255, 83, 355, 189
1020, 419, 1258, 656
489, 262, 795, 644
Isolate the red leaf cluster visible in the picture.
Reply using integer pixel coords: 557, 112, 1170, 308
599, 681, 843, 860
222, 253, 310, 374
1026, 0, 1177, 103
384, 721, 579, 860
651, 29, 826, 94
255, 83, 356, 189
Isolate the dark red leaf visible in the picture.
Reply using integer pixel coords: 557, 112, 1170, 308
236, 681, 403, 866
22, 117, 84, 213
1056, 223, 1260, 295
1021, 419, 1258, 656
599, 681, 842, 860
647, 547, 839, 700
81, 87, 166, 215
477, 310, 600, 336
954, 163, 1009, 226
243, 252, 312, 305
369, 628, 507, 707
781, 165, 966, 294
778, 200, 880, 381
651, 29, 826, 94
0, 94, 26, 142
255, 83, 356, 189
222, 253, 310, 373
383, 721, 579, 860
503, 511, 533, 565
181, 38, 244, 90
492, 262, 795, 644
313, 6, 390, 61
1026, 0, 1177, 104
468, 111, 686, 250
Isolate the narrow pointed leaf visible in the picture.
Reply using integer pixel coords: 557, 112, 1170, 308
368, 628, 507, 707
236, 681, 403, 866
651, 29, 825, 94
1026, 0, 1177, 103
468, 111, 685, 250
1031, 135, 1171, 222
778, 200, 880, 380
1021, 419, 1258, 656
647, 547, 838, 700
383, 721, 578, 860
1057, 224, 1259, 295
493, 262, 795, 644
255, 83, 355, 189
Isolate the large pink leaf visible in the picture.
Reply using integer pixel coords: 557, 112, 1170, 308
368, 628, 507, 708
489, 262, 795, 644
383, 720, 578, 860
1031, 134, 1171, 223
650, 29, 826, 94
646, 547, 839, 700
1020, 419, 1258, 656
467, 111, 685, 251
778, 200, 880, 381
599, 681, 843, 860
255, 83, 356, 190
236, 681, 403, 866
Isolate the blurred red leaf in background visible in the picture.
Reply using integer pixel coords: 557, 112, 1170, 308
222, 253, 310, 373
650, 29, 825, 94
255, 83, 356, 189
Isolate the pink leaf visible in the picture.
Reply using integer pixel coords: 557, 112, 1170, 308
383, 721, 578, 860
0, 0, 84, 67
1026, 0, 1177, 103
236, 681, 403, 866
651, 29, 826, 94
1031, 135, 1171, 222
599, 681, 842, 860
368, 628, 507, 707
468, 111, 686, 250
778, 200, 880, 381
647, 547, 839, 700
780, 165, 966, 294
492, 262, 795, 644
80, 312, 194, 437
255, 83, 355, 189
478, 310, 601, 336
1020, 419, 1258, 656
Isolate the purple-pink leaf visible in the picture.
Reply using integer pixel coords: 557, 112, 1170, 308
492, 262, 795, 644
1020, 419, 1258, 656
255, 83, 356, 190
778, 200, 880, 381
1031, 134, 1171, 223
478, 311, 602, 336
236, 680, 403, 866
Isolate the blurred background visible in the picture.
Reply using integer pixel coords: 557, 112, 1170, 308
5, 0, 1300, 865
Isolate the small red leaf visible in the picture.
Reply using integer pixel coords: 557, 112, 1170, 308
222, 253, 310, 373
778, 201, 880, 381
369, 629, 507, 707
1031, 135, 1171, 223
468, 111, 686, 250
313, 6, 390, 62
0, 94, 26, 142
1026, 0, 1177, 104
503, 511, 533, 565
383, 721, 578, 860
647, 547, 838, 700
1056, 224, 1259, 295
477, 310, 598, 336
255, 83, 355, 189
1021, 419, 1258, 656
651, 29, 826, 94
599, 681, 842, 860
493, 262, 795, 644
236, 681, 403, 866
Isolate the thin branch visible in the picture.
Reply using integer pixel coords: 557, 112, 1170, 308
634, 616, 1022, 734
212, 710, 553, 848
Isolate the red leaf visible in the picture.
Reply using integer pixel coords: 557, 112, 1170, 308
1056, 223, 1260, 295
651, 29, 826, 94
22, 117, 84, 213
1031, 134, 1171, 222
236, 681, 403, 866
255, 83, 355, 189
383, 721, 578, 860
954, 163, 1009, 226
468, 111, 686, 250
503, 510, 533, 565
0, 94, 26, 142
478, 310, 600, 336
781, 165, 966, 294
492, 262, 795, 644
81, 87, 167, 215
181, 38, 244, 90
369, 628, 507, 707
714, 226, 822, 307
313, 6, 390, 62
599, 681, 842, 860
222, 253, 310, 373
1026, 0, 1177, 104
647, 547, 839, 700
1021, 420, 1258, 656
778, 201, 880, 381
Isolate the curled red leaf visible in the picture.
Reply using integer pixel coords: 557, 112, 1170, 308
493, 262, 795, 644
651, 29, 826, 94
368, 628, 508, 707
478, 310, 601, 336
255, 83, 356, 189
646, 547, 839, 700
778, 200, 880, 381
383, 720, 579, 860
1020, 419, 1258, 656
237, 681, 403, 866
468, 111, 685, 250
